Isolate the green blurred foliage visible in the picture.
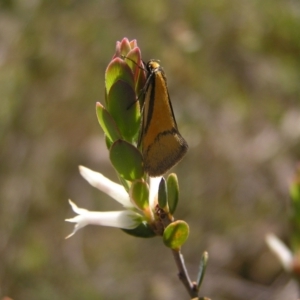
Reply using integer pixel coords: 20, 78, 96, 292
0, 0, 300, 299
290, 164, 300, 251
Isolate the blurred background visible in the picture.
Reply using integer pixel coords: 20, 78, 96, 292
1, 0, 300, 299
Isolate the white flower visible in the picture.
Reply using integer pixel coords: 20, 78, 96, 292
66, 166, 162, 238
148, 176, 162, 208
266, 233, 293, 272
79, 166, 133, 208
65, 200, 141, 238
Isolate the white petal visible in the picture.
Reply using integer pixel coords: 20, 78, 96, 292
68, 199, 88, 214
65, 200, 140, 238
266, 233, 293, 271
149, 176, 162, 208
79, 166, 133, 207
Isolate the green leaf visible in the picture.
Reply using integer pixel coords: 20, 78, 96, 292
167, 173, 179, 214
196, 251, 209, 290
123, 48, 142, 75
96, 102, 121, 143
117, 175, 131, 193
105, 135, 113, 149
130, 180, 149, 210
122, 222, 156, 238
119, 38, 132, 57
163, 220, 189, 249
110, 140, 144, 181
290, 182, 300, 208
105, 58, 134, 96
158, 177, 168, 210
107, 80, 140, 142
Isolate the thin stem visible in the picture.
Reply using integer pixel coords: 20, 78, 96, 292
172, 248, 198, 298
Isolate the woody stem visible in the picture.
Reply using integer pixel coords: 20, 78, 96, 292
172, 248, 198, 298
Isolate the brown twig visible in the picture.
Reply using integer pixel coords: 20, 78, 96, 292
172, 248, 199, 299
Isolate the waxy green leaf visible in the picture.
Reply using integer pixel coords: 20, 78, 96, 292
96, 102, 121, 144
130, 180, 149, 211
107, 80, 140, 142
163, 220, 189, 249
110, 140, 143, 181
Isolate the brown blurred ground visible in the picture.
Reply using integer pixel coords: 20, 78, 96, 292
0, 1, 300, 299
